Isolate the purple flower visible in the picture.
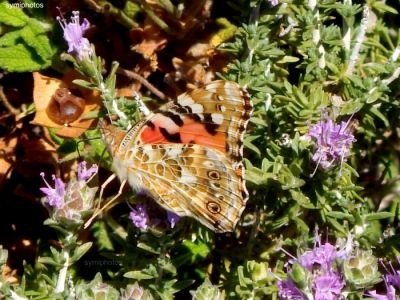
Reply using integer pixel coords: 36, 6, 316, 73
278, 230, 347, 299
313, 273, 344, 300
77, 161, 98, 182
386, 260, 400, 289
57, 10, 91, 60
129, 204, 149, 230
305, 114, 355, 173
277, 279, 305, 299
368, 289, 396, 300
269, 0, 279, 6
40, 172, 65, 208
368, 259, 400, 300
167, 211, 181, 229
299, 242, 338, 271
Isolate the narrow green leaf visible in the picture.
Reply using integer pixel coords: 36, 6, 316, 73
365, 212, 394, 221
250, 117, 268, 127
372, 2, 398, 14
38, 256, 62, 267
137, 242, 160, 254
369, 106, 389, 127
277, 56, 300, 63
72, 79, 99, 90
326, 211, 354, 221
124, 270, 156, 280
71, 242, 93, 263
244, 138, 261, 156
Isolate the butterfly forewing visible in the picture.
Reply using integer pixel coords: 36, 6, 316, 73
103, 80, 253, 232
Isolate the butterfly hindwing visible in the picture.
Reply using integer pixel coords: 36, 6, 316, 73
115, 143, 246, 232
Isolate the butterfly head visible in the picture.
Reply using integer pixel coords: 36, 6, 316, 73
98, 119, 125, 156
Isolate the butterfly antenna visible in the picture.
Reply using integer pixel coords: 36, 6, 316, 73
84, 177, 126, 229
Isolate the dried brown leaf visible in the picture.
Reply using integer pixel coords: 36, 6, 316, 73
31, 72, 101, 138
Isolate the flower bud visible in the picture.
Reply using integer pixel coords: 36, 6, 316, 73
343, 249, 381, 289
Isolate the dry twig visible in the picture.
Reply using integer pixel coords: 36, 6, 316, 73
0, 86, 19, 115
117, 67, 168, 101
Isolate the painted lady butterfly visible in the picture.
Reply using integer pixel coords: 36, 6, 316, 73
100, 80, 253, 232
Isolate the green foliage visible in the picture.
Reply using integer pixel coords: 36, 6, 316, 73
0, 1, 54, 71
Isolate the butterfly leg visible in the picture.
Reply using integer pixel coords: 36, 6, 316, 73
84, 174, 125, 228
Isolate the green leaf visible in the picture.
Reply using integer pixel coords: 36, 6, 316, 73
365, 212, 394, 221
369, 106, 389, 127
277, 56, 300, 63
326, 211, 354, 221
0, 43, 49, 71
72, 79, 99, 90
0, 2, 29, 27
124, 270, 156, 280
71, 242, 93, 263
372, 2, 398, 14
137, 242, 160, 254
92, 221, 114, 251
0, 29, 22, 46
38, 256, 62, 267
20, 19, 53, 60
250, 117, 268, 127
340, 100, 363, 115
289, 190, 313, 208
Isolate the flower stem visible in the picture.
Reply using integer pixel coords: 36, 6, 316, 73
55, 250, 70, 293
346, 5, 369, 76
342, 0, 352, 51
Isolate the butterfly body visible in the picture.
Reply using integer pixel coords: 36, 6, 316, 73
101, 80, 253, 232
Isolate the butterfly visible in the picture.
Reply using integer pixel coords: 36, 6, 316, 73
99, 80, 253, 232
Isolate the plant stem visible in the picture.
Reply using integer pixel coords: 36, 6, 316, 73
55, 250, 70, 293
346, 5, 369, 76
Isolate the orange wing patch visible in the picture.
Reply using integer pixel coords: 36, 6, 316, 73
140, 116, 226, 153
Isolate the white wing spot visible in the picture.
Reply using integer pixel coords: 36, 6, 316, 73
202, 160, 215, 168
179, 168, 197, 184
219, 105, 226, 112
178, 95, 195, 106
190, 103, 204, 114
167, 148, 183, 158
211, 113, 224, 125
206, 149, 219, 160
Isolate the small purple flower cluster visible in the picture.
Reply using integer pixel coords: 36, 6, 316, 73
129, 204, 181, 231
278, 234, 345, 300
77, 161, 98, 183
305, 114, 355, 172
40, 173, 65, 209
40, 161, 98, 223
57, 10, 91, 60
368, 259, 400, 300
129, 204, 149, 230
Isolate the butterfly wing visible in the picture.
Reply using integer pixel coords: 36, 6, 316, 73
139, 80, 253, 163
113, 143, 247, 232
105, 80, 253, 232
